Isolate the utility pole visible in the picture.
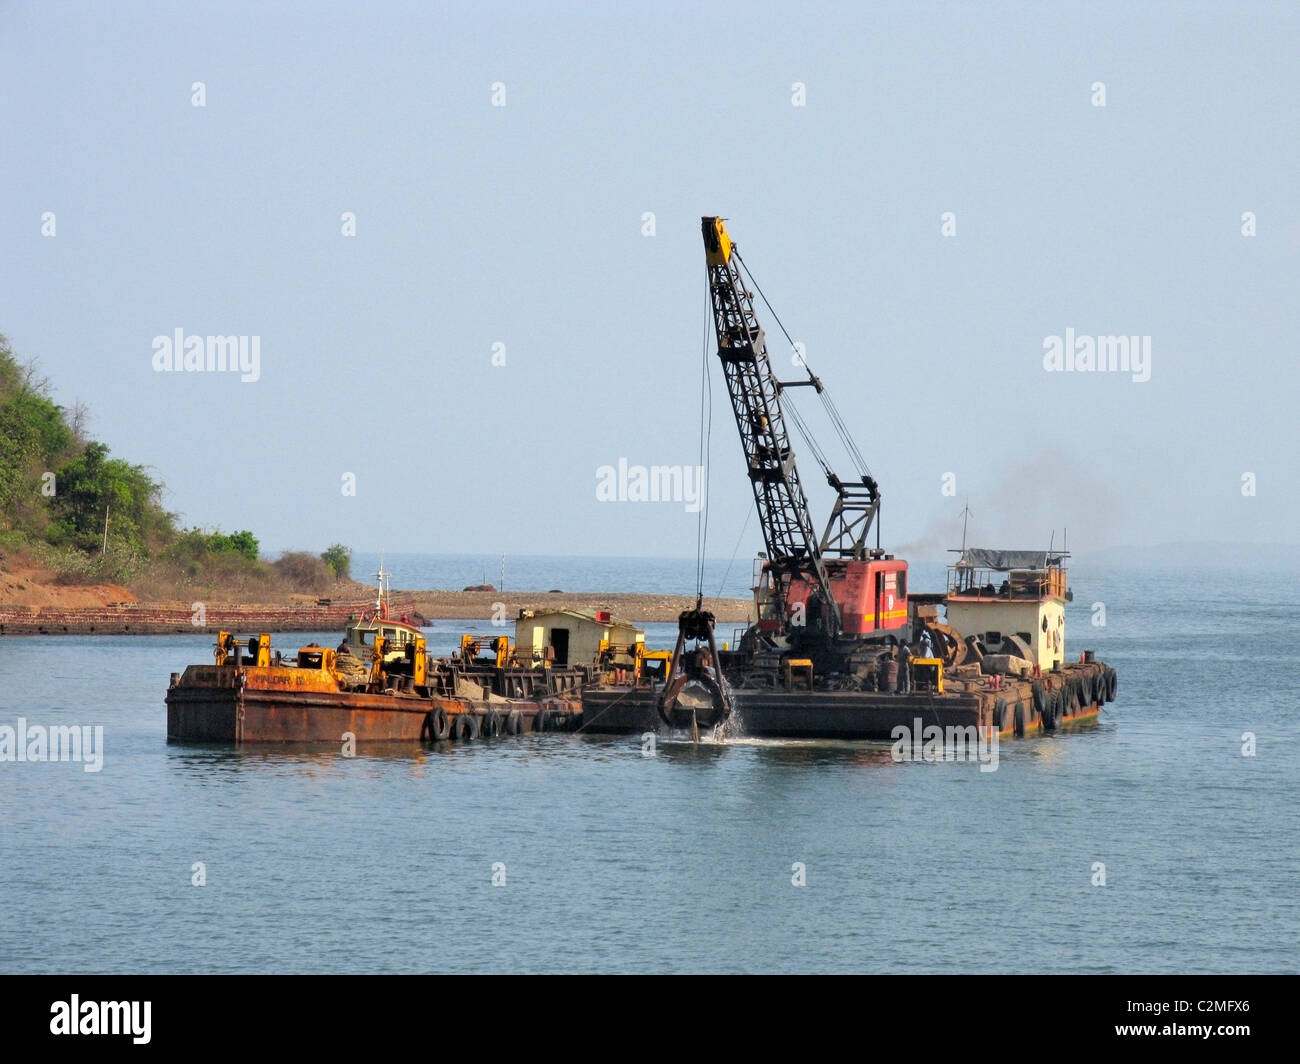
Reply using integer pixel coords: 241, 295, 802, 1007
102, 505, 110, 555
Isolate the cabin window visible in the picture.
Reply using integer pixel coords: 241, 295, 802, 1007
985, 630, 1001, 645
897, 569, 906, 599
1018, 632, 1031, 644
360, 631, 375, 645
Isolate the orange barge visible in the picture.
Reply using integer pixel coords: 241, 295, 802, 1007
165, 572, 591, 744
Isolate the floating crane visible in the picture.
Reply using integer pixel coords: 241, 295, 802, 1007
700, 216, 908, 655
659, 216, 911, 729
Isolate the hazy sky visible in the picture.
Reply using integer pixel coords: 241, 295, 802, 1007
3, 1, 1296, 562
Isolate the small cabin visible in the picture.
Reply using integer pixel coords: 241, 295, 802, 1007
342, 615, 423, 663
944, 548, 1069, 671
514, 608, 643, 667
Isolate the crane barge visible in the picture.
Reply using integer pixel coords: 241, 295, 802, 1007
582, 216, 1117, 740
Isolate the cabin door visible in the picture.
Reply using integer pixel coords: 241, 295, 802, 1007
550, 628, 570, 666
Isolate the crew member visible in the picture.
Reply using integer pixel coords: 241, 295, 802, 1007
897, 643, 911, 694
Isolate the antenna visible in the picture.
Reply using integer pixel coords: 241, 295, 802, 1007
375, 552, 389, 615
959, 502, 974, 552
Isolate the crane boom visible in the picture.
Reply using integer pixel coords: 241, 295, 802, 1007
701, 216, 907, 649
701, 216, 840, 637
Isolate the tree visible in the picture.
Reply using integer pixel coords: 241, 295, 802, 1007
0, 335, 74, 521
321, 543, 351, 581
49, 441, 173, 553
226, 530, 259, 562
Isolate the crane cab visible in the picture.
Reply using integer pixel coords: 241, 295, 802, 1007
754, 557, 908, 637
825, 557, 908, 636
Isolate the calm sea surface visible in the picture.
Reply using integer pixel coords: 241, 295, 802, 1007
1, 557, 1296, 973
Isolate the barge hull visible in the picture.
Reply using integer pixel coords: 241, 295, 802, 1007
581, 662, 1112, 740
166, 665, 575, 743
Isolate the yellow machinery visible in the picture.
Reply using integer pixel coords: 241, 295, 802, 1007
413, 636, 427, 686
215, 632, 270, 667
703, 215, 732, 266
209, 629, 425, 693
368, 633, 427, 690
296, 645, 337, 673
636, 645, 673, 682
912, 657, 944, 694
460, 634, 510, 668
784, 658, 814, 690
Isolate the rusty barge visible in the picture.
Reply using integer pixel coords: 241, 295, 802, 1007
166, 215, 1117, 748
165, 572, 639, 744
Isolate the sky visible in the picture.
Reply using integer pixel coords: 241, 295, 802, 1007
2, 1, 1297, 563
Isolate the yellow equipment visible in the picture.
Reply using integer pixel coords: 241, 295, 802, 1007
638, 648, 673, 681
215, 632, 270, 667
912, 657, 944, 694
413, 635, 427, 686
703, 216, 733, 266
460, 634, 510, 668
785, 658, 814, 690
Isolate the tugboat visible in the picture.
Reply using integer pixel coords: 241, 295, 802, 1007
332, 564, 424, 686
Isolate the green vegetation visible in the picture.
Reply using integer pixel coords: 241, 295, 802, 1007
0, 332, 351, 598
0, 334, 175, 581
321, 543, 351, 580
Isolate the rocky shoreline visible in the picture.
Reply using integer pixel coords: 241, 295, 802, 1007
0, 590, 751, 635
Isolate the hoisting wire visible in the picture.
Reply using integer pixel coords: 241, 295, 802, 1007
734, 249, 872, 483
784, 396, 834, 480
695, 278, 714, 605
716, 499, 755, 600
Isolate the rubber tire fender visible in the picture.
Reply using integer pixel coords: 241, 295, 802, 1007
482, 709, 502, 738
1013, 701, 1025, 738
422, 706, 450, 742
534, 708, 550, 733
994, 698, 1008, 733
1106, 667, 1118, 702
1042, 689, 1060, 731
1032, 680, 1046, 717
505, 710, 523, 736
451, 713, 478, 741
